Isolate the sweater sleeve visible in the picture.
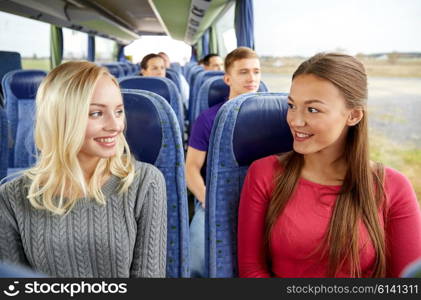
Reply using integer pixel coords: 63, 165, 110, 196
384, 168, 421, 277
238, 157, 275, 278
130, 165, 167, 278
0, 178, 31, 267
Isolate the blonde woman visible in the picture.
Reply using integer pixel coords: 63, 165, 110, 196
0, 61, 167, 277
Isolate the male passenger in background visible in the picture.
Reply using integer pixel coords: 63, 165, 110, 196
186, 47, 261, 277
202, 53, 224, 71
158, 51, 171, 68
139, 53, 166, 77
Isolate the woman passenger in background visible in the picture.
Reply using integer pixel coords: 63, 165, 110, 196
0, 61, 167, 277
139, 53, 166, 77
238, 53, 421, 277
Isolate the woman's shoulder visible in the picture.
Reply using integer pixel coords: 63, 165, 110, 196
133, 160, 162, 174
0, 174, 30, 196
0, 175, 30, 212
381, 165, 418, 208
132, 160, 165, 186
249, 154, 283, 173
383, 166, 413, 190
247, 154, 283, 184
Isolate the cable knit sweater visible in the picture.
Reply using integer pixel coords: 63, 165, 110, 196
0, 161, 167, 278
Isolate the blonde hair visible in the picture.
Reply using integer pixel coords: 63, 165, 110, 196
25, 61, 135, 215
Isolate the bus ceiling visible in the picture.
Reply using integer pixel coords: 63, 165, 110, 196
0, 0, 234, 46
150, 0, 234, 45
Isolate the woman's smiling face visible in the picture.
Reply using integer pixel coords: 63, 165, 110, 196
78, 75, 125, 164
287, 73, 358, 157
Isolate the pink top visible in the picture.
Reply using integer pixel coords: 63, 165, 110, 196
238, 155, 421, 278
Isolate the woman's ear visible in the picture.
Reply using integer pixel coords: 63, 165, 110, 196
347, 108, 364, 126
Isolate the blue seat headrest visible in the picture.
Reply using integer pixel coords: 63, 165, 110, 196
103, 64, 122, 78
120, 77, 171, 103
9, 70, 45, 99
207, 78, 270, 107
123, 92, 162, 164
233, 94, 293, 166
0, 51, 22, 84
119, 63, 130, 76
208, 78, 230, 107
165, 70, 177, 81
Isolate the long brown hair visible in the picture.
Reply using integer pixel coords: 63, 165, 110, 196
265, 53, 387, 277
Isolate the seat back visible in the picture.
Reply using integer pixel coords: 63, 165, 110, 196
188, 70, 224, 125
193, 77, 269, 124
0, 106, 8, 180
2, 70, 47, 168
170, 62, 182, 74
186, 65, 203, 85
205, 92, 293, 277
166, 69, 189, 113
122, 89, 189, 278
183, 61, 196, 77
119, 76, 184, 135
0, 51, 22, 106
128, 63, 138, 75
401, 259, 421, 277
165, 69, 182, 93
117, 62, 131, 77
102, 63, 124, 78
194, 76, 229, 123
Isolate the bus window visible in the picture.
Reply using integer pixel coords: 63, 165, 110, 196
63, 28, 87, 61
95, 36, 117, 63
0, 11, 50, 71
125, 36, 191, 64
214, 4, 236, 57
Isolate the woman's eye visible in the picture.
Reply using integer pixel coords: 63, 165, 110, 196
308, 107, 319, 113
287, 103, 295, 109
89, 111, 102, 118
115, 110, 124, 117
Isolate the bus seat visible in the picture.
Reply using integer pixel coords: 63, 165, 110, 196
186, 65, 203, 85
0, 261, 46, 278
2, 70, 46, 169
102, 63, 124, 78
170, 62, 182, 74
128, 63, 138, 75
166, 69, 189, 116
117, 62, 131, 77
194, 76, 229, 123
0, 106, 8, 180
193, 77, 269, 125
205, 92, 292, 277
122, 89, 189, 278
166, 68, 182, 93
0, 51, 22, 106
119, 76, 184, 136
259, 80, 269, 92
401, 259, 421, 277
183, 61, 197, 78
188, 70, 224, 126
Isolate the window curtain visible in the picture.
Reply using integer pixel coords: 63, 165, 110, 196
50, 25, 63, 69
234, 0, 255, 49
87, 35, 95, 62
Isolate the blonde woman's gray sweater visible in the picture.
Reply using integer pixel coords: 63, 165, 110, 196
0, 161, 167, 277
